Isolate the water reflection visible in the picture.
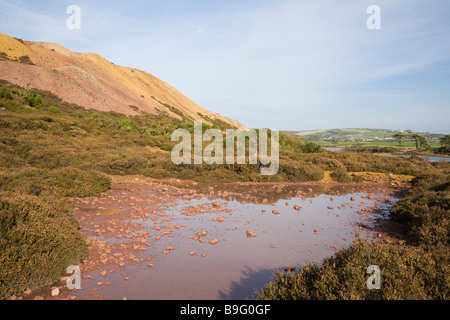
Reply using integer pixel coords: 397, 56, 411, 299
383, 154, 450, 162
73, 182, 397, 300
324, 147, 344, 151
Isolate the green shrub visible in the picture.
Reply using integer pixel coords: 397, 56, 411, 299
0, 193, 88, 299
0, 167, 111, 198
278, 162, 324, 182
390, 174, 450, 246
0, 88, 13, 100
256, 238, 448, 300
26, 89, 43, 108
97, 156, 149, 175
48, 106, 59, 114
331, 167, 353, 182
48, 167, 111, 197
118, 118, 139, 132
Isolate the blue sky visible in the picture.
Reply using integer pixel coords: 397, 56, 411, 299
1, 0, 449, 133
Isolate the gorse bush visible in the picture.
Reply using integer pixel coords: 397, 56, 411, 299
0, 167, 111, 198
0, 87, 12, 100
0, 193, 88, 299
330, 166, 353, 182
26, 89, 43, 108
256, 238, 448, 300
48, 106, 58, 114
391, 174, 450, 246
118, 118, 139, 132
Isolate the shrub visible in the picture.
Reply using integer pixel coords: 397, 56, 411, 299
26, 89, 43, 108
330, 167, 353, 182
278, 162, 324, 182
48, 167, 111, 197
0, 167, 111, 198
0, 88, 13, 100
390, 174, 450, 246
48, 106, 59, 113
256, 238, 448, 300
18, 55, 35, 65
0, 193, 88, 299
97, 157, 149, 176
118, 118, 139, 132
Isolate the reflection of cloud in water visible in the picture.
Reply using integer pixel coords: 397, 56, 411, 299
72, 181, 399, 300
170, 182, 382, 205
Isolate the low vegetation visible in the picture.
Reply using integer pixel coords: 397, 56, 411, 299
0, 81, 448, 299
256, 173, 449, 300
0, 193, 88, 299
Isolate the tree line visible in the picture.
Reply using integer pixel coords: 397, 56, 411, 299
392, 130, 450, 151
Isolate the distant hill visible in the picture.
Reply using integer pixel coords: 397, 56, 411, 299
0, 32, 246, 130
285, 128, 445, 146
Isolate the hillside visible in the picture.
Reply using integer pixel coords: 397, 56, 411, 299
0, 32, 246, 130
289, 128, 445, 146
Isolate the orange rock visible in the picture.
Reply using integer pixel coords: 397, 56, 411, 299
209, 239, 218, 245
272, 210, 280, 215
246, 230, 256, 238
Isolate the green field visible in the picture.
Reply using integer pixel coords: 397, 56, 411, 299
286, 128, 446, 149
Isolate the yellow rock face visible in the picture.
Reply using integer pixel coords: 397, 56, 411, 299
0, 33, 32, 60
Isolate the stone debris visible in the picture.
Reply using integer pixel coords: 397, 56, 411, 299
51, 288, 60, 297
246, 230, 257, 238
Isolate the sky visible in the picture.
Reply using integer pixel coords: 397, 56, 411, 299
1, 0, 449, 133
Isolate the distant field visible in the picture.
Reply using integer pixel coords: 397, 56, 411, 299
287, 128, 445, 148
313, 140, 441, 148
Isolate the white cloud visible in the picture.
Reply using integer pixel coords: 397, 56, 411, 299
1, 0, 449, 132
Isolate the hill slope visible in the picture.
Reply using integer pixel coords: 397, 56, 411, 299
290, 128, 444, 146
0, 32, 246, 130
